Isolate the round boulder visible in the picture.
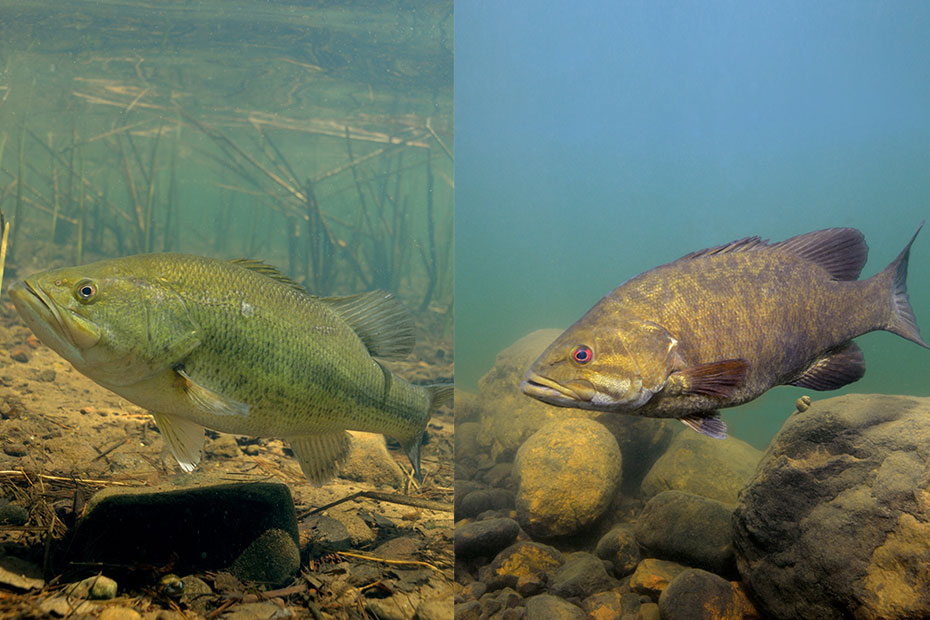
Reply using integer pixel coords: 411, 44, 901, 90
634, 490, 735, 576
641, 431, 761, 504
733, 394, 930, 620
513, 418, 622, 537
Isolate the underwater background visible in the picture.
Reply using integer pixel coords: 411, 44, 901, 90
0, 0, 452, 315
456, 0, 930, 449
0, 2, 453, 617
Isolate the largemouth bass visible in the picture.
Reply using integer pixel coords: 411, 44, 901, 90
8, 253, 451, 483
521, 226, 927, 438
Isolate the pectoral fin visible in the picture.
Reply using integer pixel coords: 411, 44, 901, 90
152, 412, 205, 472
175, 366, 250, 418
788, 342, 865, 390
667, 359, 749, 397
289, 432, 352, 485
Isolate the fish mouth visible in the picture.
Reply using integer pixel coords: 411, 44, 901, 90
520, 371, 595, 404
9, 279, 68, 338
9, 279, 100, 351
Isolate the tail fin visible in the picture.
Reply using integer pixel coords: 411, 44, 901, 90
401, 383, 453, 483
881, 222, 929, 348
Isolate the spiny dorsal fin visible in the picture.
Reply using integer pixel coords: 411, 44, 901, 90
770, 227, 867, 281
679, 236, 768, 261
320, 291, 415, 359
679, 228, 868, 282
230, 258, 307, 293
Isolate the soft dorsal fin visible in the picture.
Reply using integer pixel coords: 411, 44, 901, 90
230, 258, 307, 293
320, 291, 415, 359
679, 236, 768, 261
770, 227, 867, 281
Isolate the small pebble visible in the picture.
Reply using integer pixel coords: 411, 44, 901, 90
205, 435, 241, 459
80, 406, 97, 415
98, 607, 141, 620
26, 335, 40, 349
64, 575, 118, 600
159, 573, 184, 598
3, 443, 28, 457
10, 348, 29, 363
795, 395, 812, 413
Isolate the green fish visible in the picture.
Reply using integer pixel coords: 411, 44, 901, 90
521, 225, 927, 438
8, 253, 451, 483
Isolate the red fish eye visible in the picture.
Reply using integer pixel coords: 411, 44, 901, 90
571, 345, 593, 364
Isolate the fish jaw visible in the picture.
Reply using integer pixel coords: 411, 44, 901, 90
521, 371, 597, 407
521, 369, 654, 411
8, 279, 101, 360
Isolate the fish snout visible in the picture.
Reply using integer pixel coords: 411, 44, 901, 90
521, 370, 595, 404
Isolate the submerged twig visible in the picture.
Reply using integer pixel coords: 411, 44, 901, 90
334, 551, 447, 575
301, 490, 452, 517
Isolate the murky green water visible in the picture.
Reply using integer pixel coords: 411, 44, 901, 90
455, 2, 930, 449
0, 0, 452, 314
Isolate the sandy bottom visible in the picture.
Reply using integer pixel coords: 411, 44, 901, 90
0, 300, 453, 619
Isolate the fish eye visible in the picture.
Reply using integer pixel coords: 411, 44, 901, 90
571, 345, 593, 365
74, 279, 98, 303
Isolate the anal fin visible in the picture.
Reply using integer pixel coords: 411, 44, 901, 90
669, 359, 749, 398
152, 412, 205, 473
289, 432, 352, 485
680, 412, 727, 439
788, 342, 865, 390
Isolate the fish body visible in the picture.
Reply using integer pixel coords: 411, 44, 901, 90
521, 226, 927, 438
8, 253, 451, 482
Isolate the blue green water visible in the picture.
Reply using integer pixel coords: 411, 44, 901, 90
455, 1, 930, 449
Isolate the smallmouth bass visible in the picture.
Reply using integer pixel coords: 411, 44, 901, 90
9, 253, 451, 483
521, 226, 927, 438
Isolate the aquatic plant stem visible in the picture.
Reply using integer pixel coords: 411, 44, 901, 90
419, 150, 438, 312
0, 209, 9, 295
76, 150, 85, 264
11, 122, 25, 262
49, 133, 60, 243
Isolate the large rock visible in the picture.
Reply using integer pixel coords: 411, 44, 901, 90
549, 552, 617, 599
658, 568, 757, 620
513, 418, 622, 537
594, 524, 641, 577
634, 490, 735, 576
628, 558, 688, 598
641, 430, 761, 504
69, 483, 298, 575
487, 541, 564, 590
732, 394, 930, 620
477, 329, 582, 462
339, 431, 405, 488
525, 594, 586, 620
454, 518, 521, 559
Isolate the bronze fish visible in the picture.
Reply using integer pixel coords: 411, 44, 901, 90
521, 225, 927, 438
